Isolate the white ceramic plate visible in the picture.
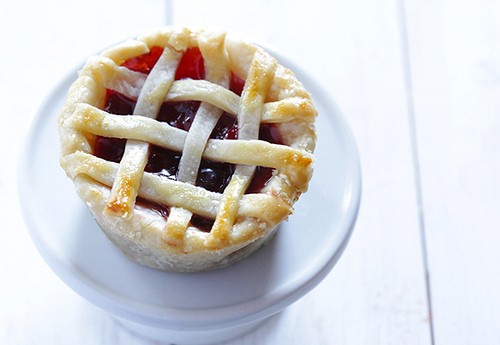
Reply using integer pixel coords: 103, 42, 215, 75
19, 49, 361, 334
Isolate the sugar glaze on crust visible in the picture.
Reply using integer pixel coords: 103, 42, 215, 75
58, 27, 316, 272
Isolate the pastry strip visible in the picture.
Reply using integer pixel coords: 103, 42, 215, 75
105, 47, 182, 218
61, 152, 291, 224
88, 61, 315, 124
208, 49, 277, 248
67, 104, 312, 190
164, 32, 229, 245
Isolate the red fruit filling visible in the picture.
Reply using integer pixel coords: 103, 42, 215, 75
93, 46, 283, 231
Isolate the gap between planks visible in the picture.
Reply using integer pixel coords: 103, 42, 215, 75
397, 0, 436, 344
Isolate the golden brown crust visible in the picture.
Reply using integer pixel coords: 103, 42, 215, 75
58, 27, 316, 272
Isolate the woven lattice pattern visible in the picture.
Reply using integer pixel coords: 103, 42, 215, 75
59, 28, 316, 270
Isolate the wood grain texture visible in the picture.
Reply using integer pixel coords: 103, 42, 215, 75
5, 0, 499, 344
404, 0, 500, 344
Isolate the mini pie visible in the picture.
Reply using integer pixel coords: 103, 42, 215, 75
58, 27, 317, 272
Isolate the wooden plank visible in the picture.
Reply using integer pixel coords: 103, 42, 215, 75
403, 0, 500, 344
0, 0, 165, 344
172, 0, 432, 344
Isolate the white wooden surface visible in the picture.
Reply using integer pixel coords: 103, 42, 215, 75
1, 0, 498, 344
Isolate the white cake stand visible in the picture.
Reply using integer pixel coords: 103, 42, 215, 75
19, 51, 361, 344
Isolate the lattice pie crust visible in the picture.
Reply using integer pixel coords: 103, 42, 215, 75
58, 27, 316, 272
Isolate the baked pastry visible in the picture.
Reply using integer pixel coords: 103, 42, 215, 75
58, 27, 317, 272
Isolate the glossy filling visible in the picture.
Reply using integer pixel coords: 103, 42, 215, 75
94, 47, 282, 230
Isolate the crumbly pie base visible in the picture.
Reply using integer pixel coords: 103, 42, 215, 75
58, 27, 317, 272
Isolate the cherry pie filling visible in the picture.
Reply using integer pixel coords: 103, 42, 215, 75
94, 47, 283, 232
